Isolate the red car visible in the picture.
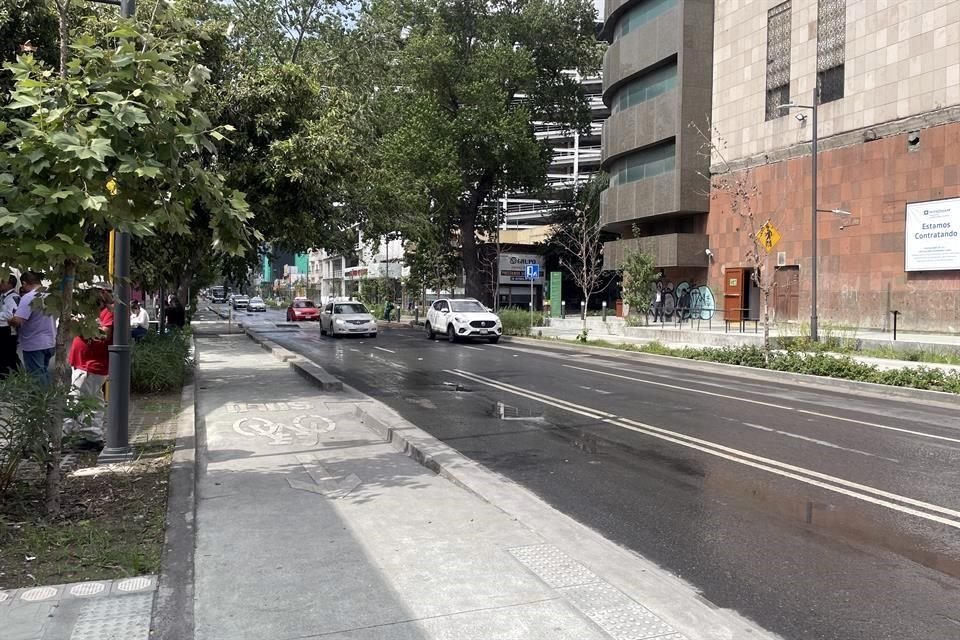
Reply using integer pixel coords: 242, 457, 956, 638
286, 298, 320, 322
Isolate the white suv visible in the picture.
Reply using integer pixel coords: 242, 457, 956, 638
425, 298, 502, 343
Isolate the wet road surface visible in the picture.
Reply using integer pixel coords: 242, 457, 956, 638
234, 316, 960, 640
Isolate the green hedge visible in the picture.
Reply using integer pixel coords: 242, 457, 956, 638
131, 331, 193, 393
586, 341, 960, 394
498, 308, 535, 336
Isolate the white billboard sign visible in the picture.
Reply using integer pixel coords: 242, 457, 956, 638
905, 197, 960, 271
499, 253, 544, 285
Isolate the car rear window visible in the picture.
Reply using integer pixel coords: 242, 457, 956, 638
294, 301, 316, 308
334, 304, 369, 314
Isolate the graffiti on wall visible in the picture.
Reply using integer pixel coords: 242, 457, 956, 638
649, 281, 716, 320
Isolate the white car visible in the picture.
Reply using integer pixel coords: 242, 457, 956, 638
425, 298, 502, 343
321, 301, 378, 338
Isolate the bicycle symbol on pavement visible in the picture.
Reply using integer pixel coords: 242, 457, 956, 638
232, 415, 336, 446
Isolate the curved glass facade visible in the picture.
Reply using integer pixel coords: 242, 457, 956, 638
612, 64, 678, 113
609, 142, 676, 186
616, 0, 677, 40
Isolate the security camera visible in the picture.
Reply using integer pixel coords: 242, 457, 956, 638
704, 248, 713, 257
795, 113, 807, 122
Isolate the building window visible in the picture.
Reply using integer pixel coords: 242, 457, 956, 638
609, 142, 675, 187
817, 0, 846, 104
765, 1, 792, 121
617, 0, 676, 40
613, 63, 678, 113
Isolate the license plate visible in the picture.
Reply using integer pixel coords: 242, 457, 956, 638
479, 329, 488, 334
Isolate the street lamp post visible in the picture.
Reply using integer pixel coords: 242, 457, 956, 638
98, 0, 136, 463
780, 90, 853, 343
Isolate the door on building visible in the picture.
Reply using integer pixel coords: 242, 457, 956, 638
773, 266, 800, 322
724, 268, 747, 321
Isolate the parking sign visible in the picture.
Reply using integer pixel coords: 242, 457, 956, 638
525, 264, 540, 280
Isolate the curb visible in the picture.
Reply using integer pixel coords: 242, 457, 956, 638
350, 395, 776, 640
502, 336, 960, 408
243, 328, 343, 392
150, 339, 197, 640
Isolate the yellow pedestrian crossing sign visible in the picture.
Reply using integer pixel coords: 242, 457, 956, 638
757, 221, 782, 253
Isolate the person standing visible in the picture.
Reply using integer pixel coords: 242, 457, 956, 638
164, 295, 186, 329
130, 299, 150, 341
8, 271, 55, 384
64, 283, 114, 445
0, 273, 21, 377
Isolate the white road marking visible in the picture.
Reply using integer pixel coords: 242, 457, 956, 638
563, 364, 960, 446
418, 357, 424, 361
464, 346, 484, 351
741, 422, 899, 463
374, 346, 396, 354
579, 385, 613, 395
349, 348, 360, 353
446, 368, 960, 530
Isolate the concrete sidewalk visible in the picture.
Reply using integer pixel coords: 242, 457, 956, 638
187, 331, 777, 640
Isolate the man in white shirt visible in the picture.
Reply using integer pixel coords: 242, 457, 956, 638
0, 273, 21, 377
130, 299, 150, 341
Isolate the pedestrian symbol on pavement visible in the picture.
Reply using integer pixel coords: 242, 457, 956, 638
525, 264, 540, 280
756, 221, 782, 253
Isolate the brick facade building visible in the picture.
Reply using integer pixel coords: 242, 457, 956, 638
708, 0, 960, 332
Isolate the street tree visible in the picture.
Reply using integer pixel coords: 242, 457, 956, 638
0, 19, 252, 513
620, 242, 660, 322
353, 0, 603, 299
693, 124, 791, 359
550, 173, 607, 334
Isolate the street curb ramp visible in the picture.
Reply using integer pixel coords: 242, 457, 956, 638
351, 398, 780, 640
244, 328, 343, 391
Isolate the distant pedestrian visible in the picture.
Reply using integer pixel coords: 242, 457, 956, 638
0, 273, 21, 377
652, 284, 664, 323
8, 271, 56, 385
64, 283, 114, 446
164, 295, 186, 329
130, 300, 150, 341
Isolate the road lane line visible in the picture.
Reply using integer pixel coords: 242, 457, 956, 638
464, 346, 484, 351
563, 364, 960, 445
741, 422, 900, 463
447, 369, 960, 528
374, 346, 396, 354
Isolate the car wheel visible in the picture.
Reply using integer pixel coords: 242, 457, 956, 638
447, 324, 457, 343
425, 322, 434, 340
320, 325, 327, 336
369, 333, 377, 339
488, 336, 500, 344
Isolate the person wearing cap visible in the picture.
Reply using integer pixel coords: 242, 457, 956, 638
0, 272, 21, 378
130, 299, 150, 341
64, 283, 114, 446
8, 271, 56, 385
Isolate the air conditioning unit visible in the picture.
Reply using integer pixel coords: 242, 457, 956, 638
776, 251, 787, 267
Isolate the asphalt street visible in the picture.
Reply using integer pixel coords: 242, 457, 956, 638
219, 307, 960, 640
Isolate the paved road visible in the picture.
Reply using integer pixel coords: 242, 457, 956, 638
230, 313, 960, 640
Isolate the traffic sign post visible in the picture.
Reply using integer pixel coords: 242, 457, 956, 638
525, 264, 540, 330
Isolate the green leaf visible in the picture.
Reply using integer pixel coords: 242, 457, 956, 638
56, 234, 74, 244
36, 243, 54, 253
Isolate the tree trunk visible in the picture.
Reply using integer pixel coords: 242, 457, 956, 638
460, 207, 482, 299
158, 286, 166, 334
57, 0, 70, 78
46, 259, 76, 516
581, 285, 590, 333
762, 289, 771, 364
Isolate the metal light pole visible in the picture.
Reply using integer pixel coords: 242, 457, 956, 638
780, 89, 854, 344
779, 87, 820, 342
99, 0, 136, 463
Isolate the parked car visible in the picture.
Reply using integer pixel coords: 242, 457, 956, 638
320, 301, 377, 338
425, 297, 502, 343
247, 296, 266, 312
287, 298, 320, 322
232, 295, 249, 310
